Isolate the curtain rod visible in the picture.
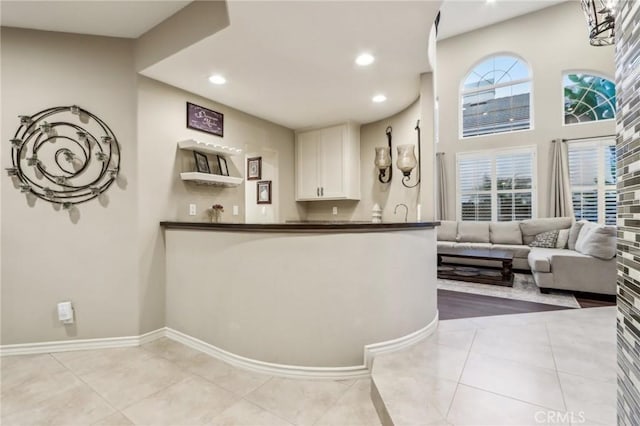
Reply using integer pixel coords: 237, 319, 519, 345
560, 134, 616, 142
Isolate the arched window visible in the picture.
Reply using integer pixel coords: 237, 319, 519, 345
461, 54, 532, 138
563, 73, 616, 125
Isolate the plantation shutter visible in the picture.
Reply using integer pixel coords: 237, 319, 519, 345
458, 155, 492, 221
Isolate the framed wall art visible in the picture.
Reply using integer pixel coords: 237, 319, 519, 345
247, 157, 262, 180
186, 102, 224, 137
257, 180, 272, 204
193, 151, 210, 173
218, 155, 229, 176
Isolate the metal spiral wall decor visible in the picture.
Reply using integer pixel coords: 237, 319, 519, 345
6, 105, 121, 209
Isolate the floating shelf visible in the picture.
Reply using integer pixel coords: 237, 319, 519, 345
178, 139, 242, 156
180, 172, 243, 187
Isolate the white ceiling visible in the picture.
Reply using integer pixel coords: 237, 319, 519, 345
141, 1, 441, 130
437, 0, 568, 40
0, 1, 190, 38
1, 0, 569, 130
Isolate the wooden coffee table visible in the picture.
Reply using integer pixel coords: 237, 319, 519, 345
437, 247, 514, 287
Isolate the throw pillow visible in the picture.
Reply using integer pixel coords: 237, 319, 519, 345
519, 217, 572, 245
556, 229, 570, 249
575, 223, 617, 260
568, 220, 586, 250
529, 230, 559, 248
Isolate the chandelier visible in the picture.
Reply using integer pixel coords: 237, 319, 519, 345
581, 0, 616, 46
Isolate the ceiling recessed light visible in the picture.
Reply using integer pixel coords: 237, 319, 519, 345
372, 94, 387, 103
208, 74, 226, 85
486, 0, 496, 3
355, 53, 375, 66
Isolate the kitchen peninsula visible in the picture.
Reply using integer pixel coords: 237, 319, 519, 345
160, 221, 439, 378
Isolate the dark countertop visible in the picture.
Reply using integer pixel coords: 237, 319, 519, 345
160, 221, 440, 233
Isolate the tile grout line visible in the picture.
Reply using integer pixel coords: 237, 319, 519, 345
546, 321, 570, 413
444, 327, 478, 420
460, 382, 569, 414
310, 379, 366, 426
48, 352, 128, 425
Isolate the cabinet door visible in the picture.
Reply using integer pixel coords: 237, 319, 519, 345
296, 130, 320, 200
318, 125, 345, 198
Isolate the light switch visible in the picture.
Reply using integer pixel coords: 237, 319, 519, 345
57, 301, 74, 324
233, 205, 239, 216
332, 206, 338, 215
189, 204, 196, 216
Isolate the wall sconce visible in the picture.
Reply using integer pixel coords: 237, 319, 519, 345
374, 126, 393, 183
397, 120, 421, 188
581, 0, 615, 46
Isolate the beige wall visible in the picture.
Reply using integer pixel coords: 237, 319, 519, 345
1, 27, 304, 344
1, 28, 139, 344
437, 2, 615, 220
165, 228, 437, 367
137, 77, 302, 332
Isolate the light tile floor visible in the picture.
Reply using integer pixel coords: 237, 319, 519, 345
372, 306, 617, 426
0, 306, 617, 426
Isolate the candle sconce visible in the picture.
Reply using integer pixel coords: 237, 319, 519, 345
398, 120, 422, 188
374, 126, 393, 184
7, 105, 121, 209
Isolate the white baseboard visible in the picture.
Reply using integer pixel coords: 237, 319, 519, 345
0, 315, 437, 380
0, 328, 165, 357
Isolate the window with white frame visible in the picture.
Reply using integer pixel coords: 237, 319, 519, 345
568, 139, 616, 225
563, 73, 616, 125
461, 54, 532, 138
457, 148, 536, 221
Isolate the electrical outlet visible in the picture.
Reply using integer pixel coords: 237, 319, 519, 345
332, 206, 338, 215
233, 205, 239, 216
189, 204, 196, 216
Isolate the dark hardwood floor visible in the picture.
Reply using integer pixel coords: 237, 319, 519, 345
437, 289, 572, 320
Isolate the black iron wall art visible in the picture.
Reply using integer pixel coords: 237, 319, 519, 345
6, 105, 121, 209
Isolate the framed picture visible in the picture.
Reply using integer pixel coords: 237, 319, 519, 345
218, 155, 229, 176
193, 151, 210, 173
247, 157, 262, 180
257, 180, 272, 204
186, 102, 224, 137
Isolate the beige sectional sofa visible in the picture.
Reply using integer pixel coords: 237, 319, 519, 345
437, 217, 617, 295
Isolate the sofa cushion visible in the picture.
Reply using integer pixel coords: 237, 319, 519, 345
456, 222, 490, 243
454, 242, 493, 250
437, 241, 457, 249
567, 220, 586, 250
490, 222, 522, 244
575, 222, 617, 260
528, 250, 551, 273
556, 229, 570, 249
491, 244, 531, 259
529, 230, 559, 248
437, 221, 458, 241
519, 217, 572, 245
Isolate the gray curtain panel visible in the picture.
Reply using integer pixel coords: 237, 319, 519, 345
549, 139, 574, 218
436, 152, 447, 220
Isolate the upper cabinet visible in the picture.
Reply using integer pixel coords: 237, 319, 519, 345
295, 123, 360, 201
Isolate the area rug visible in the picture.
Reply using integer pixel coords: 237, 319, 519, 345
437, 273, 581, 308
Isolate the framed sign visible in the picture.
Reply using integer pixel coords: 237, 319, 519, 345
186, 102, 224, 137
193, 151, 210, 173
247, 157, 262, 180
257, 180, 272, 204
218, 156, 229, 176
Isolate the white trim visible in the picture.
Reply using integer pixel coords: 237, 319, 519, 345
0, 316, 438, 380
0, 328, 165, 357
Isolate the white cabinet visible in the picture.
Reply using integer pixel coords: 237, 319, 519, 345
295, 123, 360, 201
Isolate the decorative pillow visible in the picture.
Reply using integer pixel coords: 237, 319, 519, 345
568, 220, 587, 250
575, 223, 617, 260
490, 222, 522, 245
529, 230, 559, 248
556, 229, 570, 249
519, 217, 572, 245
456, 222, 490, 243
437, 221, 458, 241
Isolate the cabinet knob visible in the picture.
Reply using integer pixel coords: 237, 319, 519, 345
321, 187, 324, 196
317, 187, 320, 196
